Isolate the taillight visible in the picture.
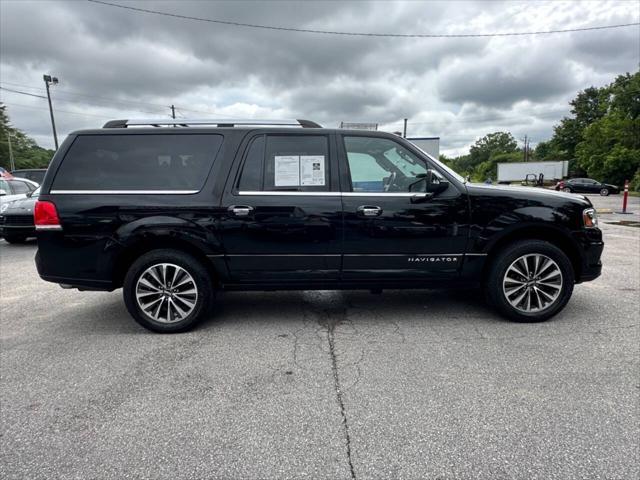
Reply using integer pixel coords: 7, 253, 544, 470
34, 200, 62, 231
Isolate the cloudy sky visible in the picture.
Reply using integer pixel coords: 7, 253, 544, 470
1, 0, 638, 156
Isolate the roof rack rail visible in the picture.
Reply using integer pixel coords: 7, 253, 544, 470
102, 118, 322, 128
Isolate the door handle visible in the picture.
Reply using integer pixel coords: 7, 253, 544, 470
357, 205, 383, 217
228, 205, 254, 217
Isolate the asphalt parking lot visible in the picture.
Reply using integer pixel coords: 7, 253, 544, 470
1, 194, 638, 479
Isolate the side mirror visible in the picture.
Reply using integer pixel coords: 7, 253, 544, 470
425, 169, 449, 194
409, 170, 449, 203
0, 189, 7, 196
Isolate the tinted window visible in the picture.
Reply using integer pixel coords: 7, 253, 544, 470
0, 179, 9, 193
10, 181, 30, 194
344, 136, 429, 193
237, 135, 330, 192
25, 171, 45, 184
53, 134, 223, 191
238, 135, 265, 191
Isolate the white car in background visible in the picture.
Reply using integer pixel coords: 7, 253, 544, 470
0, 177, 39, 207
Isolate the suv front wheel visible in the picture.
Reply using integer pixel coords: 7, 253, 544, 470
123, 249, 214, 333
484, 240, 574, 322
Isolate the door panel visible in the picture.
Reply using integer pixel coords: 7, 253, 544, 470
338, 134, 469, 280
220, 132, 342, 283
341, 193, 469, 279
219, 194, 342, 282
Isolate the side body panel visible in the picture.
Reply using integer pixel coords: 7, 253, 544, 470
336, 132, 470, 280
35, 129, 240, 289
462, 184, 603, 282
218, 130, 343, 283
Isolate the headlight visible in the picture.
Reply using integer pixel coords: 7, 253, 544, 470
0, 204, 8, 213
583, 208, 598, 228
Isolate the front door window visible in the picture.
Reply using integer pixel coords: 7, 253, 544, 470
344, 136, 428, 193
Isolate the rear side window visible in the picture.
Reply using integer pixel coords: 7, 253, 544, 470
52, 134, 223, 191
10, 181, 31, 194
237, 134, 330, 192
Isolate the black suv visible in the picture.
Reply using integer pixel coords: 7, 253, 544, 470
34, 119, 603, 332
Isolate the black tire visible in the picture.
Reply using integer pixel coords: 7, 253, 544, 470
599, 188, 609, 196
562, 187, 572, 193
484, 240, 574, 323
3, 234, 28, 244
123, 249, 214, 333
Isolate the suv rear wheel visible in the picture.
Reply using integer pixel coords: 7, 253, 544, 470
484, 240, 574, 322
123, 249, 213, 333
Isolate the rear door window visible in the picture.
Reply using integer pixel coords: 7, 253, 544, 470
237, 135, 330, 192
52, 134, 223, 191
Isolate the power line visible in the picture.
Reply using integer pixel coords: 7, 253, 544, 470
0, 81, 170, 110
0, 85, 169, 116
0, 81, 242, 118
2, 101, 110, 119
87, 0, 640, 38
0, 86, 47, 99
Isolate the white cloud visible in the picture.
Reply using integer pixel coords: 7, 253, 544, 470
0, 0, 638, 156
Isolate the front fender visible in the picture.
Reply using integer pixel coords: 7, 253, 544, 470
472, 205, 575, 253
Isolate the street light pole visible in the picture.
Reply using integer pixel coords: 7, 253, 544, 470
43, 74, 59, 150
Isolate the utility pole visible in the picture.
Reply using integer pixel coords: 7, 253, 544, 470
522, 135, 529, 162
7, 133, 15, 171
43, 74, 59, 149
403, 118, 408, 138
171, 105, 176, 119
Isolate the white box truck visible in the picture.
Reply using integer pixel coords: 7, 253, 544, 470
497, 161, 569, 184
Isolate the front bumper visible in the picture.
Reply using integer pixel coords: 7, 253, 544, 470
573, 228, 604, 283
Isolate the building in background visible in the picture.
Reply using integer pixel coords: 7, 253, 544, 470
407, 137, 440, 159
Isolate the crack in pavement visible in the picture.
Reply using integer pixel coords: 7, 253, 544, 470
324, 311, 357, 480
307, 292, 357, 480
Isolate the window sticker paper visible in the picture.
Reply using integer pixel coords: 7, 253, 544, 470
300, 155, 326, 186
274, 155, 300, 186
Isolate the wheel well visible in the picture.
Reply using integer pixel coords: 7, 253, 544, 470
113, 237, 219, 288
482, 227, 581, 279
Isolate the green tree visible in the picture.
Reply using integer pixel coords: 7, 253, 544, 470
469, 132, 518, 166
574, 71, 640, 186
550, 86, 610, 160
0, 103, 55, 170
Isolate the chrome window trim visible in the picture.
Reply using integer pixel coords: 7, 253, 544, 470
237, 191, 429, 197
50, 190, 199, 195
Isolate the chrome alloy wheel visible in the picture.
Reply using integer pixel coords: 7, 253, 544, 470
502, 254, 563, 313
135, 263, 198, 323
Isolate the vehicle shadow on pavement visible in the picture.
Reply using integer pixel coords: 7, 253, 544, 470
49, 287, 506, 337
